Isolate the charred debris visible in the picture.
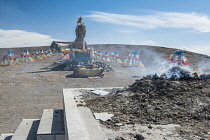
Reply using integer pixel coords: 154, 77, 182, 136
85, 67, 210, 138
51, 59, 113, 72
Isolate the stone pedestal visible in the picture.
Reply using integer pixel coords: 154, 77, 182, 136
74, 37, 87, 49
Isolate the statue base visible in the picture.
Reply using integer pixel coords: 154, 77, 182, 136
74, 37, 87, 49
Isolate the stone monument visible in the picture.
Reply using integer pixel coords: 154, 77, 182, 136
73, 16, 88, 49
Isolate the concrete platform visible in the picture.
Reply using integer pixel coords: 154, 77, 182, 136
0, 133, 13, 140
63, 87, 122, 140
11, 119, 40, 140
37, 109, 65, 140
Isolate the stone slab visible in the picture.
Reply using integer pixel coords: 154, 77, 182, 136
0, 133, 13, 140
11, 119, 40, 140
37, 109, 65, 140
94, 112, 114, 121
37, 109, 64, 135
90, 90, 109, 95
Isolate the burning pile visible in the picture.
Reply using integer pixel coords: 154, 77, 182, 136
160, 66, 194, 80
86, 77, 210, 138
159, 66, 210, 80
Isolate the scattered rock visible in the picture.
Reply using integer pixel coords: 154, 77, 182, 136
134, 134, 144, 140
115, 136, 126, 140
148, 125, 152, 129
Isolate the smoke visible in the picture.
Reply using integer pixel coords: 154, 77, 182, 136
197, 60, 210, 74
91, 44, 210, 79
98, 45, 166, 77
127, 47, 165, 76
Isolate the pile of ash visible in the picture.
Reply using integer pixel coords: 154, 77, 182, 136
85, 77, 210, 138
50, 59, 113, 72
160, 66, 210, 80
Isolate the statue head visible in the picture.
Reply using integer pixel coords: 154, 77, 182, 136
77, 16, 83, 25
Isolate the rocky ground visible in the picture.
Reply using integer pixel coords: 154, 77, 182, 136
0, 45, 210, 139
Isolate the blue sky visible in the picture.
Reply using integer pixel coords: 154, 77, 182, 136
1, 0, 210, 55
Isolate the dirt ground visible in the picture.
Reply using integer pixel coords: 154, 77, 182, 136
0, 53, 138, 134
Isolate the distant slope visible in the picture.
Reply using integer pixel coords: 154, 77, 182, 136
89, 44, 210, 68
0, 44, 209, 69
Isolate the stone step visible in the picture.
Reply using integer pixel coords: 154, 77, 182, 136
37, 109, 65, 140
11, 119, 40, 140
63, 88, 109, 140
0, 133, 13, 140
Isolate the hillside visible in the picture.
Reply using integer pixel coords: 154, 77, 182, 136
89, 44, 210, 68
1, 44, 210, 69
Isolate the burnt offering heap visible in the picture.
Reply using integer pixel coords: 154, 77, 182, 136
85, 77, 210, 138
